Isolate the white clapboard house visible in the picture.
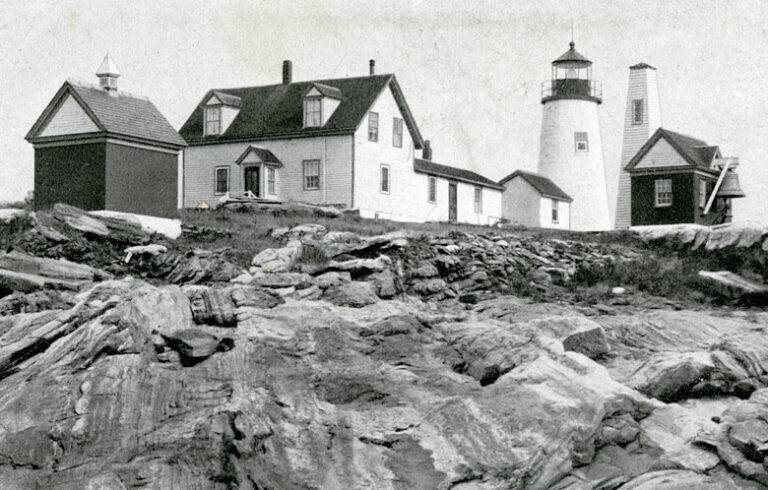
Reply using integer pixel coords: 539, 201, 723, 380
179, 60, 502, 224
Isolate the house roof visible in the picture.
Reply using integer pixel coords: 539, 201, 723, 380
498, 170, 573, 202
210, 90, 242, 108
180, 74, 424, 148
553, 42, 592, 65
234, 145, 283, 167
26, 80, 186, 149
625, 127, 720, 173
413, 158, 503, 190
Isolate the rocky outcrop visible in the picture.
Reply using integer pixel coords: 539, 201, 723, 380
632, 222, 768, 252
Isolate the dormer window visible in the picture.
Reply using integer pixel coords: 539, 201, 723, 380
205, 106, 221, 136
204, 91, 241, 136
303, 83, 342, 128
304, 97, 322, 127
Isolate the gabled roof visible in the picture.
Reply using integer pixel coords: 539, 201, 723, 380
210, 90, 242, 108
234, 145, 282, 167
307, 83, 343, 99
498, 170, 573, 202
553, 42, 592, 65
625, 127, 720, 173
26, 80, 186, 149
179, 74, 424, 148
414, 158, 503, 190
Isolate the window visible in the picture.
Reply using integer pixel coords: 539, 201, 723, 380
304, 97, 322, 127
368, 112, 379, 142
574, 132, 589, 152
205, 107, 221, 136
268, 167, 276, 195
392, 117, 403, 148
303, 160, 321, 190
699, 178, 709, 208
551, 199, 559, 223
380, 164, 390, 194
655, 178, 672, 207
428, 176, 437, 203
633, 99, 644, 125
214, 166, 229, 195
474, 187, 483, 213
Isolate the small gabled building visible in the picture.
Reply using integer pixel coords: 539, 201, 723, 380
498, 170, 572, 229
625, 128, 735, 226
25, 54, 186, 217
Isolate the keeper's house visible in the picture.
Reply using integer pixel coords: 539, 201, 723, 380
179, 60, 502, 224
25, 54, 186, 218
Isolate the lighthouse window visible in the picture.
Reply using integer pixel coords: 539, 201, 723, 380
655, 179, 673, 207
574, 132, 589, 152
633, 99, 644, 125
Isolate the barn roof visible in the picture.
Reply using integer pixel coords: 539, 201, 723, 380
26, 80, 186, 149
414, 158, 503, 190
498, 170, 573, 202
626, 128, 720, 172
180, 74, 423, 147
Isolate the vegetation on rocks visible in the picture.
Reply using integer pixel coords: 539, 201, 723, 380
1, 204, 768, 488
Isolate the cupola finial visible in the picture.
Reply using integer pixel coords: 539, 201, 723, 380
96, 53, 121, 92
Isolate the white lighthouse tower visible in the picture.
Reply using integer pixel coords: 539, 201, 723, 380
537, 42, 611, 231
614, 63, 662, 229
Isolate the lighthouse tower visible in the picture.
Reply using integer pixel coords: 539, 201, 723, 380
537, 42, 611, 231
614, 63, 662, 229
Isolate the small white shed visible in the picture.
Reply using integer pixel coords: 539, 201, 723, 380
499, 170, 572, 230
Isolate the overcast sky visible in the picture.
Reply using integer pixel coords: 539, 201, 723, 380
1, 0, 766, 224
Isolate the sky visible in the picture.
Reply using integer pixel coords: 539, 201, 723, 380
1, 0, 766, 224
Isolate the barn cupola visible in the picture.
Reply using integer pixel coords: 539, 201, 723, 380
96, 53, 121, 92
541, 41, 602, 104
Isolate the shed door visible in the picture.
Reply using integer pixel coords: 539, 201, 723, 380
448, 183, 457, 223
244, 167, 261, 198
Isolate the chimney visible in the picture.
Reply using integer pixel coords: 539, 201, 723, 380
369, 59, 375, 75
96, 53, 121, 92
282, 60, 292, 84
423, 140, 432, 160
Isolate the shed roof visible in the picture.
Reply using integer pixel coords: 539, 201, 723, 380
26, 80, 186, 149
498, 170, 573, 202
180, 74, 423, 147
626, 128, 720, 173
413, 158, 503, 190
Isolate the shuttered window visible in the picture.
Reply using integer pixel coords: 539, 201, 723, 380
380, 164, 390, 194
633, 99, 644, 125
214, 166, 229, 195
303, 160, 321, 190
428, 176, 437, 203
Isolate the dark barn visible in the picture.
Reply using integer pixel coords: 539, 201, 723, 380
25, 55, 186, 218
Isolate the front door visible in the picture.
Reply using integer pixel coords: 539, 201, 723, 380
448, 182, 457, 223
244, 167, 261, 198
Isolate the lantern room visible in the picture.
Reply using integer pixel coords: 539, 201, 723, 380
541, 42, 602, 104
